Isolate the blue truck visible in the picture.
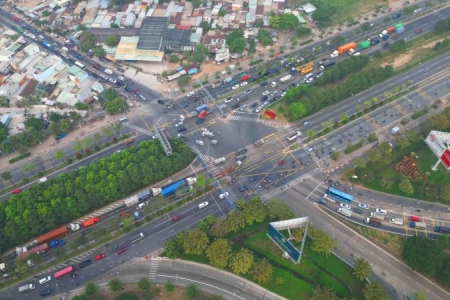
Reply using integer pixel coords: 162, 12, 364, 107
188, 68, 198, 75
434, 226, 450, 234
41, 41, 53, 50
48, 239, 65, 249
161, 180, 186, 197
195, 104, 207, 113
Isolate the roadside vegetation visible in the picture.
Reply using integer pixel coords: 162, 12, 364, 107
270, 17, 450, 122
0, 140, 195, 253
345, 107, 450, 203
163, 198, 387, 300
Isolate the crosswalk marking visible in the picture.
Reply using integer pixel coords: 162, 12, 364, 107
220, 185, 239, 203
149, 260, 159, 280
227, 115, 260, 122
260, 168, 321, 201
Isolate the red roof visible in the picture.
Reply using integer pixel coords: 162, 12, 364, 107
176, 25, 190, 30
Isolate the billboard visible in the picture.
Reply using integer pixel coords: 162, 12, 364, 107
424, 131, 450, 170
267, 224, 301, 263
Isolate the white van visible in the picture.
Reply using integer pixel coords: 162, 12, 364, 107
198, 201, 209, 209
104, 69, 113, 75
38, 177, 48, 183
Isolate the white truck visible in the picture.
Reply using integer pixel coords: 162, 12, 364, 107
202, 131, 214, 138
214, 157, 226, 166
389, 218, 403, 225
19, 284, 35, 292
370, 211, 385, 220
186, 177, 197, 185
271, 82, 277, 88
68, 223, 81, 231
338, 207, 352, 217
279, 74, 293, 83
124, 195, 139, 207
330, 50, 339, 58
16, 246, 28, 255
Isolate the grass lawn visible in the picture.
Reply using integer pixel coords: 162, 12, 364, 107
352, 141, 450, 203
177, 222, 366, 299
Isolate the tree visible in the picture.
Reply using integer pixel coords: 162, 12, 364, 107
15, 258, 28, 275
105, 88, 119, 101
441, 185, 450, 202
296, 27, 311, 38
138, 277, 152, 294
108, 278, 123, 292
354, 158, 367, 169
379, 142, 393, 157
22, 163, 35, 176
307, 130, 316, 141
85, 282, 100, 296
53, 247, 67, 259
206, 239, 231, 269
340, 112, 349, 123
105, 35, 119, 47
178, 75, 191, 86
288, 102, 307, 120
54, 150, 64, 162
363, 281, 389, 300
428, 114, 450, 131
210, 295, 224, 300
269, 13, 299, 30
380, 171, 395, 190
230, 248, 254, 275
390, 40, 407, 53
251, 258, 273, 284
168, 54, 179, 63
182, 228, 209, 255
93, 47, 106, 58
309, 228, 334, 256
266, 199, 295, 220
79, 31, 96, 52
226, 29, 245, 54
257, 29, 273, 46
1, 171, 13, 185
164, 281, 176, 293
310, 285, 339, 300
330, 152, 340, 160
199, 20, 210, 33
373, 50, 382, 59
105, 98, 127, 115
184, 284, 201, 299
367, 148, 382, 162
353, 258, 372, 281
411, 292, 427, 300
399, 178, 414, 195
113, 293, 140, 300
396, 136, 411, 149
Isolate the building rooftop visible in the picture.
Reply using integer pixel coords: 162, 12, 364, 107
138, 17, 168, 50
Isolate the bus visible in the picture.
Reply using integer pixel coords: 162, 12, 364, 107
327, 187, 353, 204
130, 232, 145, 244
54, 265, 74, 279
287, 131, 301, 142
82, 217, 100, 228
75, 61, 85, 69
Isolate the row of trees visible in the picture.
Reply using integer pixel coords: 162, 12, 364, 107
73, 277, 224, 300
316, 56, 370, 86
283, 62, 394, 121
0, 140, 195, 253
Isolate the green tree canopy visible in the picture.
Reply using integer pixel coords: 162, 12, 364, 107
353, 258, 372, 281
257, 29, 273, 46
230, 248, 254, 275
402, 236, 446, 275
363, 281, 389, 300
288, 102, 307, 120
226, 29, 246, 54
269, 13, 299, 30
251, 258, 273, 284
182, 228, 209, 255
206, 238, 231, 269
105, 35, 119, 47
79, 31, 96, 52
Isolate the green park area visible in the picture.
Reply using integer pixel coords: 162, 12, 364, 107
166, 199, 367, 300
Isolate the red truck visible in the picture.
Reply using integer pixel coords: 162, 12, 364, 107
18, 243, 49, 259
36, 226, 68, 244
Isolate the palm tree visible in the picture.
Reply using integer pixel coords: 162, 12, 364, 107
22, 164, 35, 176
1, 171, 13, 185
54, 150, 64, 162
353, 258, 372, 281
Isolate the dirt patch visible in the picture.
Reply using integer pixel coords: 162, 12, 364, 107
381, 38, 447, 69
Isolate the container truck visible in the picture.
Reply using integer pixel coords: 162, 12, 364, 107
370, 211, 385, 220
214, 157, 226, 165
365, 217, 381, 227
331, 42, 357, 57
195, 104, 207, 113
389, 218, 404, 225
319, 60, 335, 71
161, 180, 186, 197
18, 284, 35, 292
36, 226, 69, 244
338, 207, 352, 217
300, 63, 314, 75
18, 243, 50, 259
409, 221, 427, 228
434, 226, 450, 233
279, 74, 293, 83
124, 196, 139, 207
394, 23, 403, 28
137, 190, 151, 201
395, 27, 405, 35
359, 40, 371, 50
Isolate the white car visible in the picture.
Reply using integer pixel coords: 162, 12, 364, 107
306, 77, 314, 84
245, 89, 252, 94
262, 90, 270, 96
117, 76, 125, 81
201, 128, 208, 132
375, 208, 387, 214
240, 81, 248, 87
281, 92, 286, 97
109, 78, 117, 84
115, 150, 122, 154
219, 192, 229, 199
39, 276, 51, 284
232, 84, 240, 90
358, 203, 369, 210
255, 106, 263, 113
175, 122, 184, 127
340, 203, 351, 210
225, 97, 234, 103
187, 92, 195, 97
196, 140, 204, 146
